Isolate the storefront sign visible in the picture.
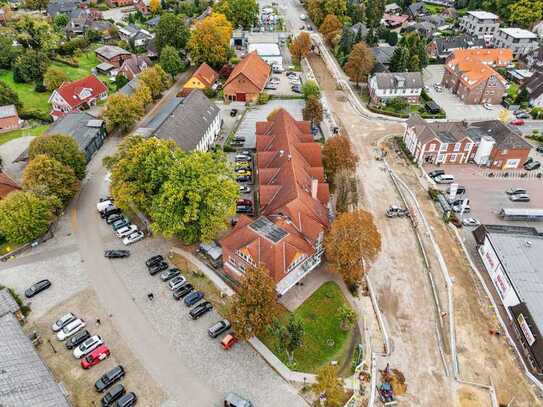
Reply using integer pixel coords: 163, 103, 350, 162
518, 313, 536, 346
479, 238, 499, 273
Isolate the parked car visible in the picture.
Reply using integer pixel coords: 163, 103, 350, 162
224, 392, 253, 407
483, 103, 493, 110
236, 176, 251, 182
116, 225, 138, 238
234, 136, 246, 142
106, 213, 124, 225
434, 174, 455, 184
236, 205, 253, 214
510, 194, 530, 202
272, 64, 284, 73
269, 77, 280, 83
25, 279, 51, 298
524, 161, 541, 171
146, 255, 164, 268
104, 250, 130, 259
452, 204, 471, 213
97, 200, 113, 212
189, 301, 213, 320
515, 112, 530, 119
101, 383, 126, 407
95, 365, 126, 392
237, 199, 252, 206
385, 205, 408, 218
235, 161, 251, 167
57, 318, 86, 341
101, 206, 121, 219
208, 319, 231, 338
122, 231, 145, 245
160, 268, 180, 281
66, 329, 91, 350
239, 185, 251, 193
230, 109, 238, 117
265, 83, 278, 90
148, 261, 168, 276
291, 85, 301, 93
506, 187, 527, 195
221, 334, 238, 350
235, 154, 251, 162
112, 219, 130, 231
511, 118, 525, 126
73, 335, 104, 358
173, 283, 194, 300
537, 146, 543, 154
115, 392, 137, 407
168, 275, 187, 291
462, 217, 480, 227
184, 290, 204, 306
433, 84, 443, 92
235, 169, 252, 176
427, 169, 445, 179
81, 344, 110, 369
52, 313, 76, 332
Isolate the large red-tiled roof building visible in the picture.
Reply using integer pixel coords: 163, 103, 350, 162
220, 109, 330, 295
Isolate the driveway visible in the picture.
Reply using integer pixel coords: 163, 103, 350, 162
0, 135, 34, 183
423, 65, 500, 122
102, 6, 134, 23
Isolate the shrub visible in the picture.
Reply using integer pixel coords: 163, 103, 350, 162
257, 92, 271, 104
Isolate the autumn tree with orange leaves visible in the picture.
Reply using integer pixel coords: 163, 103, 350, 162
319, 14, 343, 45
325, 209, 381, 288
322, 134, 359, 185
289, 32, 312, 63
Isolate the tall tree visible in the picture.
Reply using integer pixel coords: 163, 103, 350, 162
267, 315, 305, 364
187, 13, 233, 68
325, 209, 381, 287
289, 32, 312, 63
344, 42, 375, 87
0, 36, 22, 69
228, 266, 278, 341
150, 0, 160, 13
508, 0, 542, 28
138, 65, 171, 99
0, 191, 53, 245
216, 0, 259, 29
319, 14, 343, 44
323, 0, 347, 20
103, 93, 143, 132
15, 17, 58, 52
22, 155, 79, 207
408, 54, 420, 71
155, 13, 189, 52
302, 80, 320, 99
43, 66, 68, 91
160, 45, 184, 78
312, 365, 346, 407
307, 0, 325, 26
151, 151, 238, 243
389, 46, 409, 72
53, 13, 70, 31
366, 0, 385, 29
302, 95, 323, 124
13, 50, 49, 84
132, 83, 153, 109
0, 80, 21, 108
24, 0, 49, 10
321, 135, 359, 182
29, 134, 86, 180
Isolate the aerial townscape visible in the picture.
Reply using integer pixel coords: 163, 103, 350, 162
1, 0, 543, 404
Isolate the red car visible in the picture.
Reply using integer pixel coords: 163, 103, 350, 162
81, 344, 110, 369
221, 334, 238, 350
237, 199, 253, 206
510, 119, 525, 125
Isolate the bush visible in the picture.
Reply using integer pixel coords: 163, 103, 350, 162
203, 88, 218, 98
257, 92, 271, 104
19, 109, 53, 123
0, 285, 31, 316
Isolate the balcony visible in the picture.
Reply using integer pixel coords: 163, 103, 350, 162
276, 253, 323, 296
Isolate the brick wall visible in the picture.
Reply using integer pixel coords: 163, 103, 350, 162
0, 115, 20, 133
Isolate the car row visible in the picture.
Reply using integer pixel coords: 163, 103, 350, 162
98, 198, 145, 247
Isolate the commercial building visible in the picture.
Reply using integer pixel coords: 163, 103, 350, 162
368, 72, 424, 105
223, 51, 270, 103
459, 10, 499, 43
493, 28, 539, 58
473, 225, 543, 375
248, 43, 283, 70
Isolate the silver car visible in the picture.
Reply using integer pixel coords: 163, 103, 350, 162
51, 313, 76, 332
168, 275, 187, 291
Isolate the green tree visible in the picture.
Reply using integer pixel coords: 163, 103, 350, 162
323, 0, 347, 20
312, 364, 346, 407
28, 134, 87, 180
151, 151, 238, 243
187, 13, 233, 68
53, 13, 70, 31
344, 41, 375, 87
15, 17, 59, 52
307, 0, 325, 26
115, 74, 129, 90
155, 13, 189, 52
303, 95, 323, 124
24, 0, 49, 9
366, 0, 385, 28
0, 80, 21, 109
0, 37, 22, 69
336, 304, 356, 330
228, 266, 278, 341
302, 80, 320, 99
216, 0, 259, 29
22, 155, 80, 207
43, 66, 68, 91
138, 65, 171, 100
0, 191, 53, 245
389, 46, 409, 72
267, 315, 305, 365
160, 45, 184, 77
103, 93, 144, 132
508, 0, 542, 28
13, 50, 49, 83
408, 54, 420, 71
133, 84, 153, 109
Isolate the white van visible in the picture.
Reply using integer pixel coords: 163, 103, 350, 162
434, 174, 455, 184
97, 200, 113, 212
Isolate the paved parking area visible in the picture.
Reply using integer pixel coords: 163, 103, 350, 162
265, 72, 302, 97
235, 99, 304, 149
216, 101, 247, 146
423, 65, 500, 122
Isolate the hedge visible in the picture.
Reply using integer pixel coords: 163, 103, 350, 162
19, 109, 53, 123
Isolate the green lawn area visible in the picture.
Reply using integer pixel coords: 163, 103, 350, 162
0, 124, 48, 146
51, 51, 100, 81
260, 281, 358, 375
425, 3, 444, 14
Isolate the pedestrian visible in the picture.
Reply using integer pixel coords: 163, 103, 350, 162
96, 318, 101, 326
148, 293, 154, 301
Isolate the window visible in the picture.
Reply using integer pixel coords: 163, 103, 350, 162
236, 250, 255, 267
454, 143, 461, 152
439, 143, 447, 151
428, 143, 436, 152
450, 153, 457, 162
465, 143, 472, 151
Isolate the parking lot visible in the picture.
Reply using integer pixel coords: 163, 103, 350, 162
265, 71, 303, 97
423, 65, 501, 122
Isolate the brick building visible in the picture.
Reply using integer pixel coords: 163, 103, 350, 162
0, 105, 21, 133
118, 55, 151, 80
95, 45, 132, 67
223, 51, 270, 102
442, 48, 511, 105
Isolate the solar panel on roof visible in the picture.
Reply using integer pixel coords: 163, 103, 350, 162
249, 217, 288, 243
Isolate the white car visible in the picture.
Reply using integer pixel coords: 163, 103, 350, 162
73, 335, 104, 358
269, 77, 280, 83
483, 103, 493, 110
122, 231, 145, 245
462, 217, 480, 227
116, 224, 138, 238
452, 204, 471, 213
56, 318, 86, 341
51, 313, 76, 332
168, 275, 187, 291
299, 14, 306, 20
97, 200, 113, 212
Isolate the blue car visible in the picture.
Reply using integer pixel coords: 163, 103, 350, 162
184, 291, 204, 307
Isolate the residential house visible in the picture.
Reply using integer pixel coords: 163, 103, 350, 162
223, 51, 271, 102
134, 0, 149, 15
422, 0, 453, 6
525, 47, 543, 71
0, 288, 24, 321
219, 110, 330, 295
47, 0, 81, 16
368, 72, 424, 104
118, 77, 139, 96
118, 55, 151, 80
371, 46, 396, 73
383, 13, 409, 29
0, 105, 21, 133
89, 20, 113, 39
48, 75, 108, 120
118, 24, 154, 48
44, 112, 107, 161
442, 48, 512, 105
493, 28, 539, 59
533, 20, 543, 40
136, 89, 221, 152
183, 63, 219, 91
65, 8, 101, 37
405, 21, 437, 39
95, 45, 132, 67
525, 71, 543, 107
0, 171, 20, 200
384, 3, 401, 15
0, 289, 70, 407
403, 114, 531, 168
106, 0, 134, 6
440, 7, 457, 19
459, 10, 499, 44
426, 35, 484, 61
406, 2, 426, 19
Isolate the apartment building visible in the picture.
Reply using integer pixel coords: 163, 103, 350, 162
368, 72, 424, 104
459, 10, 499, 44
493, 28, 539, 58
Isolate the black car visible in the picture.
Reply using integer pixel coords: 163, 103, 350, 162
524, 161, 541, 171
24, 279, 51, 298
236, 205, 252, 214
236, 176, 250, 182
95, 365, 126, 392
66, 329, 90, 350
145, 255, 164, 268
101, 206, 121, 219
536, 146, 543, 154
208, 319, 231, 338
428, 169, 445, 179
148, 261, 169, 276
173, 283, 193, 300
104, 250, 130, 259
101, 383, 126, 407
184, 290, 204, 306
160, 268, 180, 281
230, 109, 238, 117
115, 391, 137, 407
111, 219, 130, 231
189, 301, 213, 320
106, 213, 124, 225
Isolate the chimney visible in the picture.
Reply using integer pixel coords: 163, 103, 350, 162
311, 178, 318, 199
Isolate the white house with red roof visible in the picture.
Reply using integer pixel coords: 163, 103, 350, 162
48, 75, 108, 120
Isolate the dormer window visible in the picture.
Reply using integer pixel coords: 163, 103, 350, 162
79, 88, 92, 99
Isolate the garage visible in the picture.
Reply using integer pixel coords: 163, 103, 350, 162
236, 93, 246, 102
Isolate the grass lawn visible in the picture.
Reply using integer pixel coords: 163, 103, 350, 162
260, 281, 358, 375
0, 124, 48, 146
51, 51, 100, 81
0, 70, 51, 114
425, 3, 444, 14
